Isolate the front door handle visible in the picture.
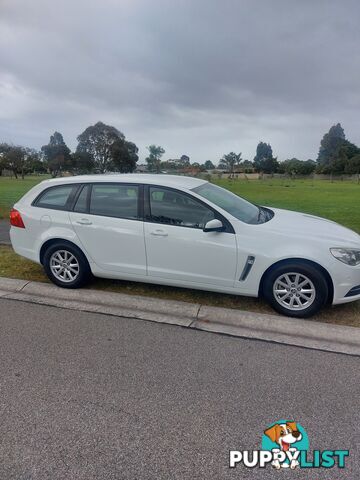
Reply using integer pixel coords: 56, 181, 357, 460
150, 229, 168, 237
76, 219, 92, 225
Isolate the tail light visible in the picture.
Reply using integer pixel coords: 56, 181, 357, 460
10, 208, 25, 228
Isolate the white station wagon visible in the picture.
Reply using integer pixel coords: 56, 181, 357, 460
10, 174, 360, 318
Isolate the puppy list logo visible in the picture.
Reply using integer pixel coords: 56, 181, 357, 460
229, 419, 349, 470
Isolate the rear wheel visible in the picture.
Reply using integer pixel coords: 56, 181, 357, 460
43, 242, 90, 288
263, 262, 328, 318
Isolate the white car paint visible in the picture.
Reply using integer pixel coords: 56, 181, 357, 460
10, 174, 360, 311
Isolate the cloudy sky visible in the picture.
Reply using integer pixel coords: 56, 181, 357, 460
1, 0, 359, 164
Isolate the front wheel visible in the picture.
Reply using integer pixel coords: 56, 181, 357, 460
262, 262, 329, 318
43, 242, 91, 288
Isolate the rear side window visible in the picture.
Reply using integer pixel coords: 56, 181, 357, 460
90, 184, 139, 219
34, 185, 78, 210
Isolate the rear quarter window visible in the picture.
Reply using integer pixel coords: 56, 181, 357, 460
33, 184, 78, 210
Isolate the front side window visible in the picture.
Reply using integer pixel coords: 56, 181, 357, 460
35, 184, 78, 210
90, 184, 139, 219
192, 182, 261, 224
148, 186, 215, 228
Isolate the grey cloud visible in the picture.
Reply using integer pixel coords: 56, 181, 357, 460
0, 0, 359, 163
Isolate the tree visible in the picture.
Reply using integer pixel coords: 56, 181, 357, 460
180, 154, 190, 165
345, 154, 360, 174
204, 160, 215, 170
145, 145, 165, 173
27, 156, 47, 174
24, 148, 45, 175
71, 151, 95, 174
316, 123, 360, 174
0, 145, 28, 179
341, 140, 360, 160
279, 158, 316, 175
253, 142, 278, 173
0, 144, 44, 177
0, 143, 10, 176
76, 121, 124, 173
218, 152, 242, 174
330, 146, 348, 174
41, 132, 72, 177
111, 139, 139, 173
317, 123, 346, 168
241, 159, 254, 172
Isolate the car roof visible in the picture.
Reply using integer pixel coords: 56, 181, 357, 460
41, 174, 206, 190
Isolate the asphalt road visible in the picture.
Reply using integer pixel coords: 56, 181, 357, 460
0, 298, 359, 480
0, 219, 10, 244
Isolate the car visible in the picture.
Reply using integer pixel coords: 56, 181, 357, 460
9, 174, 360, 318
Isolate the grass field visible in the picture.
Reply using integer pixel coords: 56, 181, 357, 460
0, 175, 49, 219
1, 175, 359, 232
213, 177, 360, 233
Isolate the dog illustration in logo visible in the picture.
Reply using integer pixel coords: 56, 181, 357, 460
264, 422, 302, 469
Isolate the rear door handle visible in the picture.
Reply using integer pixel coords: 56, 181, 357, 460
150, 229, 168, 237
76, 219, 92, 225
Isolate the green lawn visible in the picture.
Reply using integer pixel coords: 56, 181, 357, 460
213, 177, 360, 233
0, 175, 50, 219
1, 175, 359, 232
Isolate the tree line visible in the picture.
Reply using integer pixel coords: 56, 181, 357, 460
215, 124, 360, 176
145, 124, 360, 176
1, 121, 359, 178
0, 122, 139, 178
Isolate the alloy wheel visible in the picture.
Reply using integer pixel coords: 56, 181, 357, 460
49, 249, 80, 283
273, 272, 316, 311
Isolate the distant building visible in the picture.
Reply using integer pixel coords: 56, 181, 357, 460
165, 155, 190, 169
135, 164, 148, 173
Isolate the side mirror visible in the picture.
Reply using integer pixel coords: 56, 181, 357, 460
203, 219, 224, 232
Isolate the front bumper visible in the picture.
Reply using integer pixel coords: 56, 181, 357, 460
344, 285, 360, 298
331, 259, 360, 305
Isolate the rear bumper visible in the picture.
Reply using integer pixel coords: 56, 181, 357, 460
10, 227, 39, 263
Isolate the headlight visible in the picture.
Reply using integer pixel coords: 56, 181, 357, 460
330, 248, 360, 266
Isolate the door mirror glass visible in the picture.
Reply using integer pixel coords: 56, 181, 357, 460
203, 219, 224, 232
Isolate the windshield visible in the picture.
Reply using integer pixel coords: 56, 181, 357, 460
192, 182, 260, 224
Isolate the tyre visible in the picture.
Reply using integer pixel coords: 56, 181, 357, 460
43, 242, 91, 289
262, 261, 329, 318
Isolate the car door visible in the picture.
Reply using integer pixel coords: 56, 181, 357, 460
69, 183, 146, 276
143, 185, 237, 287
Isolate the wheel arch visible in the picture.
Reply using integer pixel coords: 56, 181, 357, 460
39, 238, 89, 265
259, 258, 334, 304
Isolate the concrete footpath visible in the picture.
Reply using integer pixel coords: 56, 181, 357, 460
1, 277, 360, 356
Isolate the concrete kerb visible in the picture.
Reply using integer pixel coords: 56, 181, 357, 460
0, 277, 29, 297
194, 306, 360, 356
0, 277, 359, 356
5, 280, 199, 327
